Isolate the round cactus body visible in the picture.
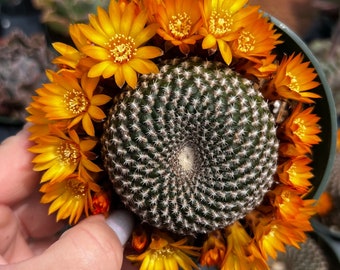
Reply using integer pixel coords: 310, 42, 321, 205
101, 57, 279, 235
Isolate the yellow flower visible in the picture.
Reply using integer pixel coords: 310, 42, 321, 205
200, 229, 226, 267
29, 128, 102, 183
276, 156, 313, 194
52, 24, 98, 78
52, 26, 83, 71
26, 96, 53, 140
38, 72, 111, 136
221, 222, 268, 270
267, 53, 321, 103
150, 0, 203, 55
78, 0, 163, 88
199, 0, 251, 64
279, 102, 321, 152
230, 7, 282, 63
40, 172, 101, 224
127, 232, 200, 270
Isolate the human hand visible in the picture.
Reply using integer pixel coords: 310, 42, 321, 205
0, 126, 134, 270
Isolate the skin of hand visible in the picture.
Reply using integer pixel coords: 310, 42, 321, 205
0, 127, 135, 270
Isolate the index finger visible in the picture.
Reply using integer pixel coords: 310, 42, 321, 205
0, 126, 40, 205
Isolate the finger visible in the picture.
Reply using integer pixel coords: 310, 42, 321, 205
0, 127, 40, 205
0, 205, 33, 264
8, 212, 134, 270
13, 188, 65, 240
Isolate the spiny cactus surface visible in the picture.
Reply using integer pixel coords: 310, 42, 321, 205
269, 237, 329, 270
320, 151, 340, 232
102, 57, 279, 235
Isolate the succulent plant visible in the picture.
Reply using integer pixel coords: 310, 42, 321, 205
102, 57, 279, 235
319, 151, 340, 232
32, 0, 110, 36
309, 40, 340, 114
0, 30, 54, 124
269, 237, 329, 270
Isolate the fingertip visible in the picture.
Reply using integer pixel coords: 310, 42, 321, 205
105, 210, 135, 246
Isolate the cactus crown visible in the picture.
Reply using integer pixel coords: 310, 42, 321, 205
102, 57, 279, 235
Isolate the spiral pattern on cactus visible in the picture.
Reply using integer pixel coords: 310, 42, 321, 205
101, 57, 279, 235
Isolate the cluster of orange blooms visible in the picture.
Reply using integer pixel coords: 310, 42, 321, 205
26, 0, 325, 269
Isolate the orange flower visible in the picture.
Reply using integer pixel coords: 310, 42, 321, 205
37, 72, 111, 136
199, 0, 254, 64
269, 185, 316, 230
150, 0, 203, 54
315, 192, 333, 216
230, 8, 282, 63
235, 53, 278, 78
254, 217, 303, 260
337, 128, 340, 151
221, 222, 268, 270
91, 190, 110, 217
29, 128, 102, 183
279, 141, 312, 157
131, 225, 149, 253
127, 232, 200, 270
276, 155, 313, 194
40, 172, 101, 224
266, 53, 321, 103
279, 102, 321, 152
78, 0, 163, 88
200, 229, 226, 267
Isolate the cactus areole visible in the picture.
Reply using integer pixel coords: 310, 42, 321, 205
102, 57, 279, 235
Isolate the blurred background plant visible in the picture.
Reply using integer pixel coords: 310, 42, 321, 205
308, 0, 340, 114
31, 0, 110, 36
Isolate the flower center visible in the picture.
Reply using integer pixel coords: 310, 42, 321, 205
57, 141, 80, 165
64, 89, 89, 116
209, 10, 233, 36
67, 177, 88, 197
169, 12, 192, 39
292, 118, 307, 139
237, 31, 255, 53
286, 72, 300, 92
281, 190, 291, 202
107, 34, 136, 63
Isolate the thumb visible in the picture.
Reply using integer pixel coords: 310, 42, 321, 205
8, 211, 134, 270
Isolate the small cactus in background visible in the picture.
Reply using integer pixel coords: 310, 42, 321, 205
0, 30, 54, 123
309, 40, 340, 114
102, 57, 279, 235
318, 151, 340, 232
269, 237, 329, 270
32, 0, 110, 36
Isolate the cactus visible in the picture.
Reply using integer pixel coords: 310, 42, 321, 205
32, 0, 110, 36
101, 57, 279, 235
269, 237, 329, 270
0, 30, 54, 124
319, 151, 340, 232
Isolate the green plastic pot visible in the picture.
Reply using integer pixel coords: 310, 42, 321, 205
270, 16, 337, 200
